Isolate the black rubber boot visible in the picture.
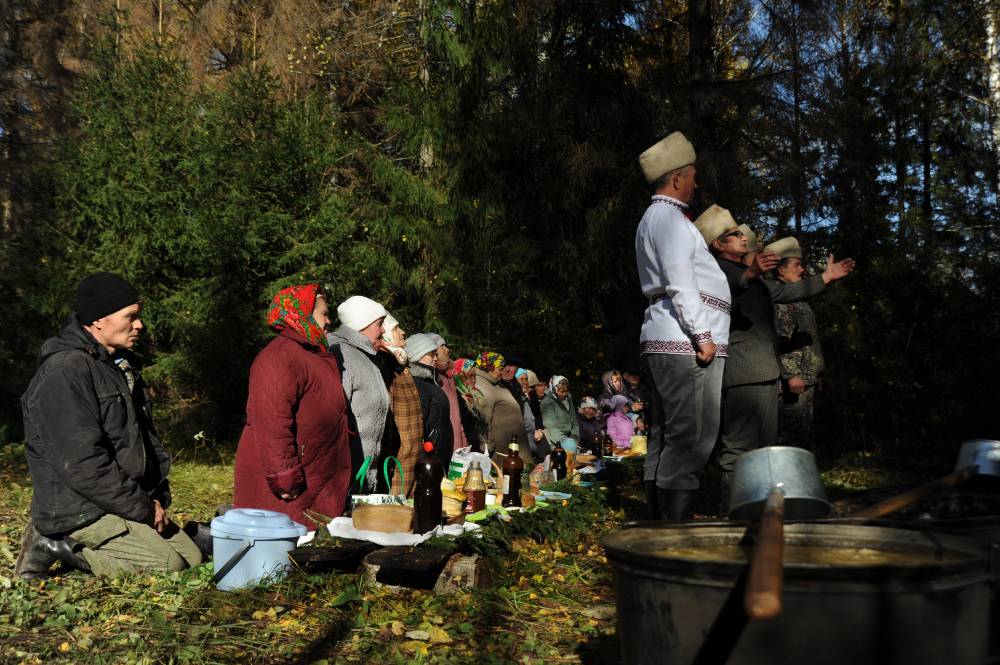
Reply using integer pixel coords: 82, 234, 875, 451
644, 481, 662, 521
14, 521, 56, 579
183, 520, 214, 559
657, 489, 696, 522
48, 537, 92, 574
719, 472, 732, 517
15, 523, 91, 578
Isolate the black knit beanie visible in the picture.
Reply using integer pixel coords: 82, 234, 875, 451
74, 272, 140, 324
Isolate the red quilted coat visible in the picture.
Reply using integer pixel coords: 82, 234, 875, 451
233, 328, 352, 530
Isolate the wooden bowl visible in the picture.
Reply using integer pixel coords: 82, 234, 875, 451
352, 504, 414, 534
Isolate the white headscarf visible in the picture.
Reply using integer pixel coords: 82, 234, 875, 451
548, 375, 569, 401
380, 313, 407, 365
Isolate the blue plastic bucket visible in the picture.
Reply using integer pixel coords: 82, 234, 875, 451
210, 509, 307, 590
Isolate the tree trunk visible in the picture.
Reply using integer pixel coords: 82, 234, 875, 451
891, 0, 908, 242
921, 77, 932, 221
985, 0, 1000, 198
688, 0, 713, 133
688, 0, 714, 191
791, 12, 803, 236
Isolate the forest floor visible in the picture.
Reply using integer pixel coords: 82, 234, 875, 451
0, 443, 976, 664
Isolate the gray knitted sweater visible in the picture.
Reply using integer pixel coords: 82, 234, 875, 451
716, 259, 825, 389
328, 325, 390, 488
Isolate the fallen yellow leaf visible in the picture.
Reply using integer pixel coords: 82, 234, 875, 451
58, 642, 70, 653
400, 640, 429, 656
427, 625, 453, 644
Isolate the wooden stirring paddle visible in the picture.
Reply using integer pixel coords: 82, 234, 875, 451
745, 488, 785, 620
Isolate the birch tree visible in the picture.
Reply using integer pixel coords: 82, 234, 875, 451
984, 0, 1000, 197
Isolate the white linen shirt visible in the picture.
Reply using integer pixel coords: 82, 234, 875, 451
635, 195, 732, 356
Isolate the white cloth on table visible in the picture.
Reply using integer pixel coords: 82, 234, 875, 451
325, 517, 481, 546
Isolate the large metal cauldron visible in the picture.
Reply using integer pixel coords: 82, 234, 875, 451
603, 522, 992, 665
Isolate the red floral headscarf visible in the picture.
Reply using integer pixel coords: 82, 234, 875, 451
266, 284, 328, 349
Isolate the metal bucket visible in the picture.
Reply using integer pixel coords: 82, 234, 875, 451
603, 522, 992, 665
956, 439, 1000, 485
729, 447, 830, 520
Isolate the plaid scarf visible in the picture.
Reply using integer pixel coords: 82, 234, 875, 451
388, 368, 424, 497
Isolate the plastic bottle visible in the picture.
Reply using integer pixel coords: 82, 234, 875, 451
413, 441, 443, 533
502, 439, 525, 507
550, 439, 568, 481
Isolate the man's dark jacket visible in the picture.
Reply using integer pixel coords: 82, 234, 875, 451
716, 259, 825, 389
21, 315, 171, 536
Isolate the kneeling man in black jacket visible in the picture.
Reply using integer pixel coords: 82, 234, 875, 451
15, 272, 202, 578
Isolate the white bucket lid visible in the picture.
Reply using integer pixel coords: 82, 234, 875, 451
211, 508, 307, 540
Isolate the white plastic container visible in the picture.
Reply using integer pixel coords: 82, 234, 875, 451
210, 508, 307, 590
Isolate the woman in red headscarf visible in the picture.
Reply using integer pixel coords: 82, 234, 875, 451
233, 284, 352, 530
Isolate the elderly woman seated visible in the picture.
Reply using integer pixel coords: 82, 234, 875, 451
576, 397, 605, 454
605, 395, 636, 450
540, 375, 580, 450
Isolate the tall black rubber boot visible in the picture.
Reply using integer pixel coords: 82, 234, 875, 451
14, 521, 56, 579
49, 536, 92, 574
719, 472, 732, 517
657, 489, 696, 522
183, 521, 214, 559
645, 481, 662, 521
15, 522, 91, 578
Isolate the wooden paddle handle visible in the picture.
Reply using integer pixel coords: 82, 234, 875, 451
745, 489, 785, 620
851, 465, 979, 520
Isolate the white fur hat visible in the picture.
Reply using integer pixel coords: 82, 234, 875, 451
694, 204, 738, 245
737, 224, 758, 252
639, 132, 696, 184
764, 237, 803, 259
337, 295, 387, 331
427, 332, 446, 347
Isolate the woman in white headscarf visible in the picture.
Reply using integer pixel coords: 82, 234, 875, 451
539, 375, 580, 447
327, 296, 390, 493
373, 314, 424, 496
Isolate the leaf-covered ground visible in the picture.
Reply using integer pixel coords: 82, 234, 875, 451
0, 443, 622, 664
0, 442, 954, 664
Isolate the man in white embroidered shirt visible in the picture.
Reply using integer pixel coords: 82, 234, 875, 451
634, 132, 731, 522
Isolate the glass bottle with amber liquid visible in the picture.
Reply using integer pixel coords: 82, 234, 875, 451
592, 431, 603, 460
502, 438, 524, 507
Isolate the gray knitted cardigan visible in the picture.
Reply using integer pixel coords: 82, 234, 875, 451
328, 325, 390, 488
716, 258, 825, 389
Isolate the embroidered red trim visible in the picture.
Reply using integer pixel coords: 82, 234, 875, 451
649, 291, 731, 315
699, 292, 731, 314
640, 340, 729, 356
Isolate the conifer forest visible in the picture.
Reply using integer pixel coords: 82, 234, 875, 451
2, 0, 999, 459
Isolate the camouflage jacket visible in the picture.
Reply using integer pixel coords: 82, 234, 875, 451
774, 299, 825, 385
